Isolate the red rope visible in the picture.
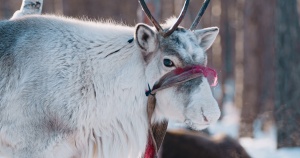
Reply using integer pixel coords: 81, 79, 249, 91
144, 135, 156, 158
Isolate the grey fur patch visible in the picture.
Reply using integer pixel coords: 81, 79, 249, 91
0, 20, 22, 57
176, 77, 203, 95
159, 29, 204, 67
138, 26, 206, 67
175, 28, 186, 33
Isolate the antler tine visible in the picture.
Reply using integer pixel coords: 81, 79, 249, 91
163, 0, 190, 37
190, 0, 211, 30
139, 0, 163, 33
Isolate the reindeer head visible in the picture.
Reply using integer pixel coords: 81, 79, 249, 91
135, 0, 220, 130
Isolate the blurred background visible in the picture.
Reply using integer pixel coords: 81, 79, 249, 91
1, 0, 300, 157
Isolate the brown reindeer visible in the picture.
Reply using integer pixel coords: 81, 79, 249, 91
160, 130, 251, 158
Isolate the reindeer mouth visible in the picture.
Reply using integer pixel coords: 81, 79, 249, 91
184, 119, 209, 130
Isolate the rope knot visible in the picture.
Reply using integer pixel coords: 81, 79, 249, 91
145, 84, 155, 96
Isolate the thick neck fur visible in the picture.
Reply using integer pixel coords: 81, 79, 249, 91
0, 15, 150, 158
74, 33, 149, 158
56, 17, 150, 158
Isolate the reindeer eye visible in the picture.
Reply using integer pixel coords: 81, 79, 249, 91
163, 59, 174, 67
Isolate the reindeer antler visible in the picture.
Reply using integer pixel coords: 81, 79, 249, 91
190, 0, 211, 30
139, 0, 190, 37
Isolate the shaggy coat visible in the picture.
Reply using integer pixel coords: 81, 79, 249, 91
0, 15, 220, 158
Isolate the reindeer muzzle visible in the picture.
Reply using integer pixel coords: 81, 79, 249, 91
145, 65, 217, 158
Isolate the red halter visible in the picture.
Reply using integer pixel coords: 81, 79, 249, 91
146, 65, 218, 96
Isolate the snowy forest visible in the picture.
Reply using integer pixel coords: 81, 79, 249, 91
0, 0, 300, 158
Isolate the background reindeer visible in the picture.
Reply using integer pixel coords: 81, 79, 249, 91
161, 130, 251, 158
0, 0, 220, 157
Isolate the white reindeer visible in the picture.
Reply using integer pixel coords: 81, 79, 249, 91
0, 0, 220, 157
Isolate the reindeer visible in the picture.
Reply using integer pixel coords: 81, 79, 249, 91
0, 0, 220, 157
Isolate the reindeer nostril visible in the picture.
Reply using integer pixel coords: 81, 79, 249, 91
203, 115, 208, 122
201, 107, 209, 122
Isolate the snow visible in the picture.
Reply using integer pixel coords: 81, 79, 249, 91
208, 101, 300, 158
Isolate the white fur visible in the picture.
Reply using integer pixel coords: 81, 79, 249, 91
0, 14, 220, 158
11, 0, 43, 20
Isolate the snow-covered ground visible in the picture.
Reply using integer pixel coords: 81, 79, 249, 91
208, 102, 300, 158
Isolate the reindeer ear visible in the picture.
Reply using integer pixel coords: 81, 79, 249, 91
135, 24, 158, 53
194, 27, 219, 51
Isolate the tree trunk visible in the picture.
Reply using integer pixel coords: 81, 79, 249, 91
239, 0, 276, 137
0, 0, 21, 19
239, 0, 261, 137
275, 0, 300, 148
256, 0, 276, 133
219, 0, 236, 119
